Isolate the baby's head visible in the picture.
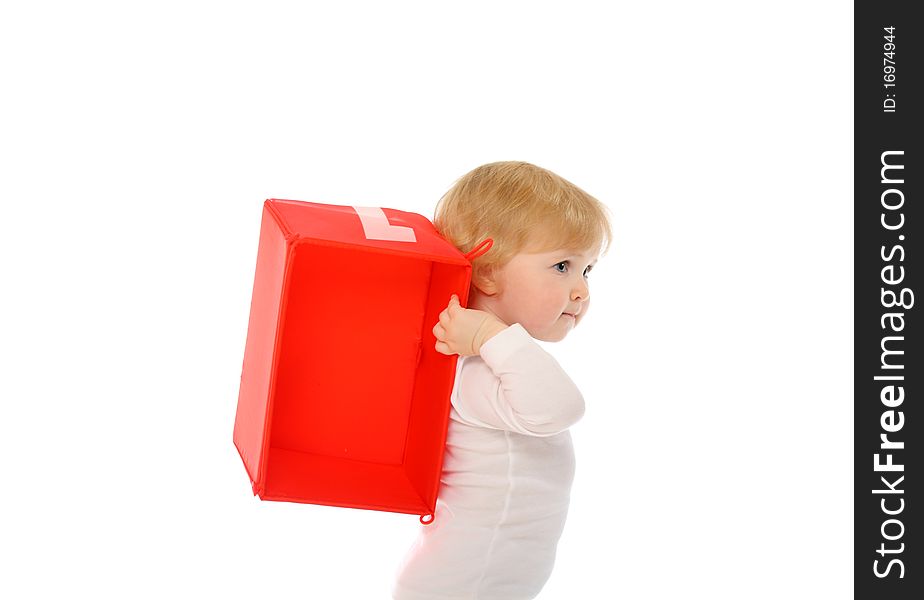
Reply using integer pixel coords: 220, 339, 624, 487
435, 161, 612, 341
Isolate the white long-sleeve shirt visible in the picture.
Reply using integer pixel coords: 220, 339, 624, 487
393, 323, 584, 600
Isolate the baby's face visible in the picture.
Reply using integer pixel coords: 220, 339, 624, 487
488, 244, 599, 342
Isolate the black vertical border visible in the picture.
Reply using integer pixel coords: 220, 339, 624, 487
855, 1, 921, 597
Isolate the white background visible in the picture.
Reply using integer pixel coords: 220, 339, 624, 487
1, 1, 852, 598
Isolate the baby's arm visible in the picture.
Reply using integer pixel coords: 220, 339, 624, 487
432, 296, 585, 436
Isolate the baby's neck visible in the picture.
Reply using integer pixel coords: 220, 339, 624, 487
468, 290, 509, 326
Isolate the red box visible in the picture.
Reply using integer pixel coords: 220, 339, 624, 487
233, 199, 471, 518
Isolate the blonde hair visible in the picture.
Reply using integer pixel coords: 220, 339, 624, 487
434, 161, 613, 286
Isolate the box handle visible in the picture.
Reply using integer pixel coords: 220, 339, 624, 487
464, 238, 493, 262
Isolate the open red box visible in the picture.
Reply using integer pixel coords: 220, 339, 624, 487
233, 199, 471, 518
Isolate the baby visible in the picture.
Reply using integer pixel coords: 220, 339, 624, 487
393, 161, 612, 600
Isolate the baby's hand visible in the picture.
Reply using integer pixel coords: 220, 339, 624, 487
433, 295, 508, 357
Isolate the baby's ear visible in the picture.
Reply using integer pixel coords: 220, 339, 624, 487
471, 265, 499, 296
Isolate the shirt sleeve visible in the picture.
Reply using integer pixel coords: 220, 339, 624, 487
451, 323, 585, 436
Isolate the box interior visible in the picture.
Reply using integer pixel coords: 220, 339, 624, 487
265, 242, 466, 513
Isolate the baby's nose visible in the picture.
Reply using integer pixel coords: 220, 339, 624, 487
571, 280, 589, 301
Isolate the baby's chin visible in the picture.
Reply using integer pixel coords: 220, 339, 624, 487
526, 320, 574, 342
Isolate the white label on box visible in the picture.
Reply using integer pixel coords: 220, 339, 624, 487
352, 206, 417, 243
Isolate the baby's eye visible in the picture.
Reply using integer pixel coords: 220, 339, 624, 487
583, 265, 593, 278
554, 261, 569, 273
